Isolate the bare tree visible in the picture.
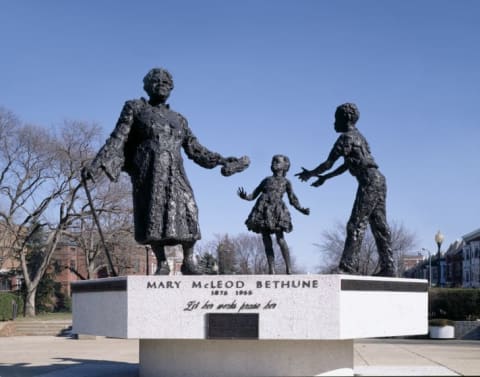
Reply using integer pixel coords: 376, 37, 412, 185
0, 108, 101, 316
390, 222, 420, 277
216, 234, 238, 275
315, 220, 418, 276
0, 108, 21, 267
197, 233, 304, 275
64, 175, 134, 279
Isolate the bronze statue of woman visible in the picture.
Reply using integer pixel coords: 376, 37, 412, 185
85, 68, 249, 275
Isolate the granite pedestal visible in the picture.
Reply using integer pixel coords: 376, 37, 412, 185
72, 275, 428, 376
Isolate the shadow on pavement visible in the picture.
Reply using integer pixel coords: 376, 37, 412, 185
0, 358, 138, 377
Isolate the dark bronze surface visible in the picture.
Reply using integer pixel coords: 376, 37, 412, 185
238, 155, 309, 275
296, 103, 395, 277
206, 313, 259, 339
71, 278, 127, 293
341, 279, 427, 292
85, 68, 249, 275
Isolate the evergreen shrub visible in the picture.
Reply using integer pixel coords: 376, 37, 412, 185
0, 292, 24, 320
429, 288, 480, 320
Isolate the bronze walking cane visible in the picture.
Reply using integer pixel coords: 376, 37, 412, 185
81, 168, 118, 277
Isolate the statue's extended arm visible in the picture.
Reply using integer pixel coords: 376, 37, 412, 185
237, 180, 264, 201
295, 136, 343, 182
85, 100, 136, 182
182, 119, 249, 176
311, 163, 348, 187
286, 180, 310, 215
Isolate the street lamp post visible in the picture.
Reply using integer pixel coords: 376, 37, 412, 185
435, 230, 444, 287
422, 248, 432, 287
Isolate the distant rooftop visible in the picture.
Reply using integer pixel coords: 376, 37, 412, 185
462, 228, 480, 243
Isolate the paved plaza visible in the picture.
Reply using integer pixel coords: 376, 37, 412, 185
0, 336, 479, 376
355, 338, 480, 376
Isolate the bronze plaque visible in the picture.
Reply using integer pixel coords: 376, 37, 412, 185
71, 278, 127, 293
341, 279, 427, 292
206, 313, 259, 339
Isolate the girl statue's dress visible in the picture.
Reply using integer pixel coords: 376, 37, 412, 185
245, 176, 296, 234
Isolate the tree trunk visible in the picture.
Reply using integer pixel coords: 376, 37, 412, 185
24, 287, 36, 317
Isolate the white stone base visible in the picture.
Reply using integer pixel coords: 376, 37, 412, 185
72, 275, 428, 339
72, 274, 427, 377
139, 339, 353, 377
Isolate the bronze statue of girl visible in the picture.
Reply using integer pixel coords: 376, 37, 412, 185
238, 155, 309, 274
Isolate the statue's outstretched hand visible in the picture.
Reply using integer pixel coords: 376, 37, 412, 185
295, 167, 312, 182
237, 187, 248, 200
311, 175, 326, 187
299, 207, 310, 215
222, 156, 238, 164
221, 156, 250, 177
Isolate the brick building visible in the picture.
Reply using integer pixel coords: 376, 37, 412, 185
51, 240, 184, 296
0, 223, 23, 292
1, 227, 185, 297
400, 252, 424, 272
404, 228, 480, 288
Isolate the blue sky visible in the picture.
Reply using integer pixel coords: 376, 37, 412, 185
1, 1, 479, 272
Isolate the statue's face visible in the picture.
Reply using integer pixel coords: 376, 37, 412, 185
146, 71, 173, 100
271, 156, 289, 174
334, 113, 348, 133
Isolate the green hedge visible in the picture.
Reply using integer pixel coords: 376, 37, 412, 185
0, 292, 24, 321
429, 288, 480, 320
429, 318, 454, 327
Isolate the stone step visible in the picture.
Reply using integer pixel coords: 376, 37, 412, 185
15, 321, 71, 327
14, 320, 72, 336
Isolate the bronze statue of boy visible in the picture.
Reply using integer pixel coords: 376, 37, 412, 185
296, 103, 395, 277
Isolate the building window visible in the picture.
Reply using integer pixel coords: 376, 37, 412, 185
70, 259, 76, 270
0, 278, 11, 291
